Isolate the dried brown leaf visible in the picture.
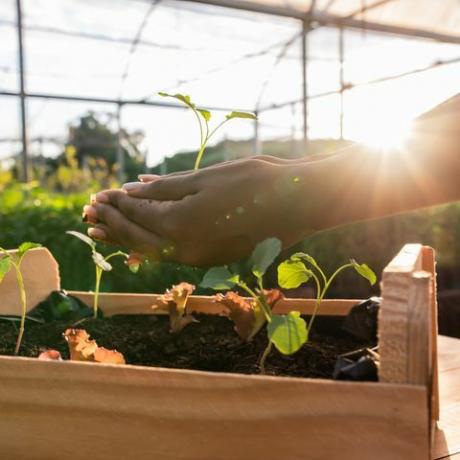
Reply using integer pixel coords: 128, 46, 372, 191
215, 292, 255, 342
38, 349, 62, 361
63, 328, 125, 365
94, 347, 126, 365
264, 289, 284, 309
155, 282, 197, 333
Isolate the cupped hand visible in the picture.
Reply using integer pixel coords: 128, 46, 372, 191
83, 156, 321, 266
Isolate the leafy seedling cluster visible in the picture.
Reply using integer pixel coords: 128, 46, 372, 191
159, 93, 257, 170
200, 237, 376, 373
0, 242, 42, 354
66, 231, 140, 318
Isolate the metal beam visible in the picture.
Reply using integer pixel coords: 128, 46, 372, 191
16, 0, 28, 182
0, 90, 254, 113
260, 54, 460, 112
116, 104, 125, 183
174, 0, 460, 44
338, 26, 344, 139
301, 20, 308, 153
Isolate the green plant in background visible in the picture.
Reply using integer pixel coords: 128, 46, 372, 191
159, 93, 257, 170
66, 231, 140, 318
0, 242, 42, 354
201, 238, 377, 373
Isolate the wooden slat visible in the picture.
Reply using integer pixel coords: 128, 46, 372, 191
0, 355, 429, 460
379, 244, 425, 383
422, 246, 440, 422
71, 291, 360, 317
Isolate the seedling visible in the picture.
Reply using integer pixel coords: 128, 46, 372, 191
66, 231, 140, 318
200, 238, 284, 373
201, 238, 377, 373
276, 253, 376, 365
0, 242, 42, 354
159, 93, 257, 170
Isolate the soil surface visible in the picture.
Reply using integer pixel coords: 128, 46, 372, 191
0, 313, 374, 379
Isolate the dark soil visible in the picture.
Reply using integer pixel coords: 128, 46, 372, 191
0, 313, 374, 379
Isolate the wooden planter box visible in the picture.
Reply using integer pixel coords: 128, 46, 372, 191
0, 244, 438, 460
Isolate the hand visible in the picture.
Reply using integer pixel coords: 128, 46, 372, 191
84, 157, 319, 266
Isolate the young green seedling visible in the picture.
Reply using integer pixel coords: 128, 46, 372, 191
159, 93, 257, 170
201, 238, 284, 373
0, 242, 42, 354
66, 231, 140, 318
277, 253, 377, 358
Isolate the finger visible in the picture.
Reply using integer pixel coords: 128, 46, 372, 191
121, 174, 200, 200
88, 224, 119, 246
90, 203, 166, 260
92, 190, 171, 237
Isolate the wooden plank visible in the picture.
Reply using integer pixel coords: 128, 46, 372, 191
0, 355, 429, 460
379, 244, 425, 383
422, 246, 440, 422
0, 248, 60, 315
71, 291, 360, 317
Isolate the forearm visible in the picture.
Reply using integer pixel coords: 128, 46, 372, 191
291, 100, 460, 233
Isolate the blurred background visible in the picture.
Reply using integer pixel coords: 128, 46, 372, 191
1, 0, 459, 335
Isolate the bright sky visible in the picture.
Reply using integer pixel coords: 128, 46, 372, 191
0, 0, 459, 166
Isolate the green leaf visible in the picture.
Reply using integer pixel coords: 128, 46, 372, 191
291, 252, 319, 269
198, 109, 211, 122
350, 259, 377, 286
250, 238, 282, 278
159, 92, 195, 109
92, 252, 112, 272
17, 242, 42, 258
200, 266, 239, 290
0, 256, 12, 282
277, 260, 313, 289
267, 312, 308, 355
226, 111, 257, 120
66, 231, 96, 249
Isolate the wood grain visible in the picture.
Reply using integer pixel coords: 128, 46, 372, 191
0, 355, 429, 460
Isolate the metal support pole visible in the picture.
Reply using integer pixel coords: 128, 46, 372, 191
252, 111, 261, 156
116, 103, 125, 183
16, 0, 28, 182
290, 103, 296, 157
301, 21, 309, 155
339, 26, 345, 140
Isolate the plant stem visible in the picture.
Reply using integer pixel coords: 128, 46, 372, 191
307, 263, 354, 333
13, 264, 26, 355
259, 341, 273, 374
194, 142, 207, 170
93, 266, 103, 319
238, 281, 272, 322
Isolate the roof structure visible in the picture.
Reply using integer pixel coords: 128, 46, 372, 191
1, 0, 459, 180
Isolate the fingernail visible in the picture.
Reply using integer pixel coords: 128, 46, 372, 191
82, 205, 97, 224
122, 182, 144, 192
83, 205, 97, 217
90, 194, 97, 205
88, 227, 106, 240
95, 192, 109, 203
138, 174, 159, 182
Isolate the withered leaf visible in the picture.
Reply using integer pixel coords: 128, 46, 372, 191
264, 289, 284, 310
38, 349, 62, 361
155, 282, 197, 333
94, 347, 126, 365
215, 292, 256, 342
63, 328, 125, 365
